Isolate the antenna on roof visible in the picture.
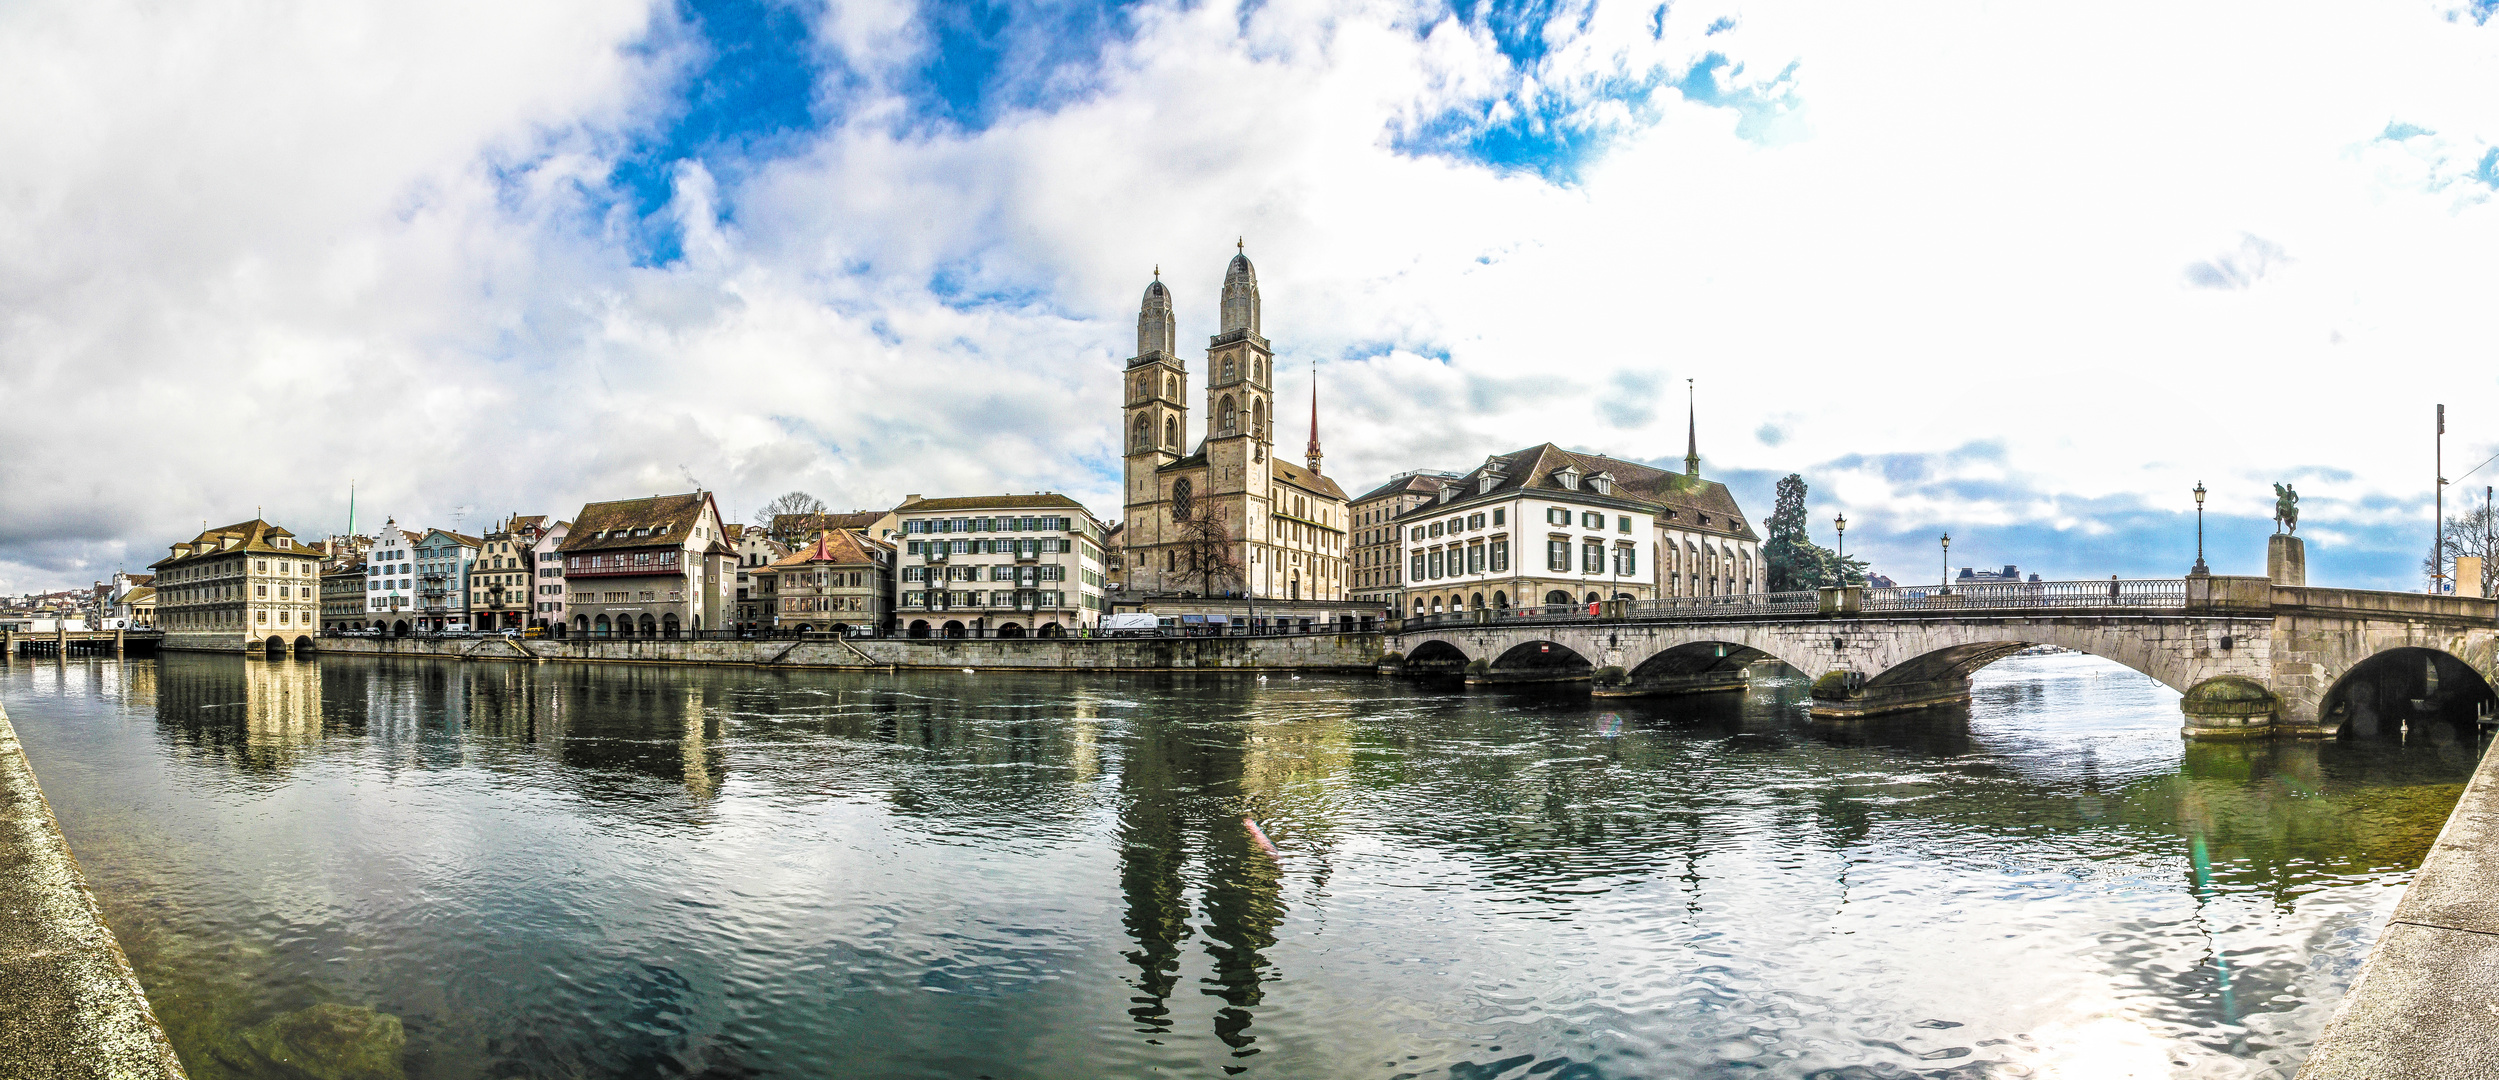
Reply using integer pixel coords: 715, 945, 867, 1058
450, 505, 472, 533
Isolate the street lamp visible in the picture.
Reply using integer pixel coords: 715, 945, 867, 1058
1833, 513, 1848, 586
1940, 532, 1951, 592
2192, 482, 2209, 575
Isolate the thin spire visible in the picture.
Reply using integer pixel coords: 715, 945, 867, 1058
1684, 378, 1700, 478
1237, 236, 1244, 253
1305, 364, 1323, 475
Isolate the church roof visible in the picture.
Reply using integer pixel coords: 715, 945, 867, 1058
1155, 446, 1347, 501
1396, 443, 1759, 541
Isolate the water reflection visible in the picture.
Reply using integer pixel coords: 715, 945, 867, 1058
0, 652, 2479, 1079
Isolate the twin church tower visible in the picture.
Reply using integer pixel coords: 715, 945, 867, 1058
1120, 246, 1348, 602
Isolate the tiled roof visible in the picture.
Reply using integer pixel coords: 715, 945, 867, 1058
119, 586, 154, 604
419, 529, 485, 549
766, 530, 892, 569
1394, 443, 1759, 541
558, 492, 728, 554
1350, 472, 1457, 505
149, 519, 318, 569
1271, 459, 1347, 501
894, 493, 1094, 515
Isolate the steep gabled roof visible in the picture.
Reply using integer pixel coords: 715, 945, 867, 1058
1394, 442, 1759, 541
1271, 459, 1347, 502
765, 530, 892, 569
559, 492, 727, 554
1349, 471, 1457, 506
149, 519, 315, 569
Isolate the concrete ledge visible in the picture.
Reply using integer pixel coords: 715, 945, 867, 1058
2301, 739, 2499, 1078
0, 701, 187, 1078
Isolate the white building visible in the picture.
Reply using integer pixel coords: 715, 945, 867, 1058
1395, 442, 1763, 619
530, 520, 570, 631
363, 519, 424, 631
893, 494, 1109, 637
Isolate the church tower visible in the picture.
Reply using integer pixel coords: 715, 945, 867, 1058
1204, 242, 1275, 556
1123, 272, 1190, 570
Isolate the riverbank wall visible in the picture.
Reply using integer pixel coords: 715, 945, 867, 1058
2299, 737, 2499, 1078
0, 701, 187, 1077
309, 633, 1388, 672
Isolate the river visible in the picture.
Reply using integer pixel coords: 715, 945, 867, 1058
0, 651, 2481, 1079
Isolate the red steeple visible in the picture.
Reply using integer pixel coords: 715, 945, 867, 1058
1304, 368, 1323, 474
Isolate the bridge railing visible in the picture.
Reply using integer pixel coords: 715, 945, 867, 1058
1625, 591, 1821, 617
1859, 578, 2188, 612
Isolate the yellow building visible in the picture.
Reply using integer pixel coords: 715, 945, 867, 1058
148, 519, 326, 655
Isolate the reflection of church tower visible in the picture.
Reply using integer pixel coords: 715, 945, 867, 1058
1112, 693, 1287, 1052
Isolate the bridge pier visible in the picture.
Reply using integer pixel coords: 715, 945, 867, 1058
1592, 668, 1749, 699
1808, 672, 1973, 721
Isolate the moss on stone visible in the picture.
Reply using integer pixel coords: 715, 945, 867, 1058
2181, 676, 2278, 719
1465, 658, 1491, 675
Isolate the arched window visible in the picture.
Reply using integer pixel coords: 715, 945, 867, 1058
1251, 398, 1265, 440
1166, 375, 1177, 398
1164, 416, 1177, 447
1219, 395, 1237, 434
1223, 357, 1235, 380
1544, 590, 1571, 606
1133, 415, 1150, 450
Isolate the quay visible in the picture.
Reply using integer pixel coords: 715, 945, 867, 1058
2299, 728, 2499, 1078
310, 630, 1386, 672
0, 700, 186, 1077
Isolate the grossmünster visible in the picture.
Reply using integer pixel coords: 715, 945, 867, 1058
1119, 248, 1350, 602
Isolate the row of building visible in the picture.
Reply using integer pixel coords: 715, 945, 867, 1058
128, 249, 1783, 652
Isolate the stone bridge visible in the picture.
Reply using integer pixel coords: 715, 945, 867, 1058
1385, 573, 2499, 740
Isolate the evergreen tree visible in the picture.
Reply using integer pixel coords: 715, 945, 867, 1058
1761, 474, 1867, 590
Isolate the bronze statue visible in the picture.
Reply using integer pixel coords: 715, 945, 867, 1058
2273, 483, 2299, 534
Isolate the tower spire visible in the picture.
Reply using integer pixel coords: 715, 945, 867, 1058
1305, 365, 1323, 474
1684, 378, 1700, 478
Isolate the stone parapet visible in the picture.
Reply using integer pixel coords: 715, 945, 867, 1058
0, 701, 187, 1078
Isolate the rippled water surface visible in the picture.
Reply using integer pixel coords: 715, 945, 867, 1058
2, 652, 2484, 1078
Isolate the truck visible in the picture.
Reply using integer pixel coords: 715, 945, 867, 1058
1101, 613, 1163, 637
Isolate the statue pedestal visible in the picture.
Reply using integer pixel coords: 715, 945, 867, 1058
2268, 535, 2305, 587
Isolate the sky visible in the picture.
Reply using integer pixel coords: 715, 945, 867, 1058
4, 0, 2498, 594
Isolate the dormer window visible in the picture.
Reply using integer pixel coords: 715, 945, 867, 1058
275, 538, 291, 548
1438, 484, 1458, 504
1587, 472, 1615, 496
1478, 474, 1497, 495
1699, 514, 1712, 525
1552, 466, 1582, 491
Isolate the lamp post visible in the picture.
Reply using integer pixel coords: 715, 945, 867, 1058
1940, 533, 1951, 593
1833, 513, 1848, 586
2192, 482, 2208, 575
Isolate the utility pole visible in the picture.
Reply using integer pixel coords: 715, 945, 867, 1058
2436, 405, 2447, 594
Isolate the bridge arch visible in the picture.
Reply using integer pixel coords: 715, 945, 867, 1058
1402, 639, 1470, 676
1480, 639, 1595, 685
2316, 646, 2497, 739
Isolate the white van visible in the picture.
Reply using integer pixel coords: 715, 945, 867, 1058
1101, 613, 1162, 637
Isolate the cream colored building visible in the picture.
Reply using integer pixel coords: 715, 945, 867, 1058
149, 519, 327, 654
1119, 250, 1350, 603
756, 530, 894, 634
894, 493, 1107, 636
468, 529, 535, 630
1349, 471, 1459, 611
556, 491, 737, 636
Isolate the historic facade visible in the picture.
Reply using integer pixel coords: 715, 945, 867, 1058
757, 529, 894, 635
1350, 471, 1460, 611
364, 520, 423, 630
893, 493, 1108, 636
557, 492, 736, 636
1120, 248, 1350, 602
148, 518, 325, 653
1394, 435, 1764, 618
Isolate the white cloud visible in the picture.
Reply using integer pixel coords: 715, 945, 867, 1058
4, 0, 2498, 593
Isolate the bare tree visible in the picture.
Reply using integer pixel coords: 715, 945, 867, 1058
1173, 503, 1243, 597
756, 491, 829, 542
2424, 501, 2499, 594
